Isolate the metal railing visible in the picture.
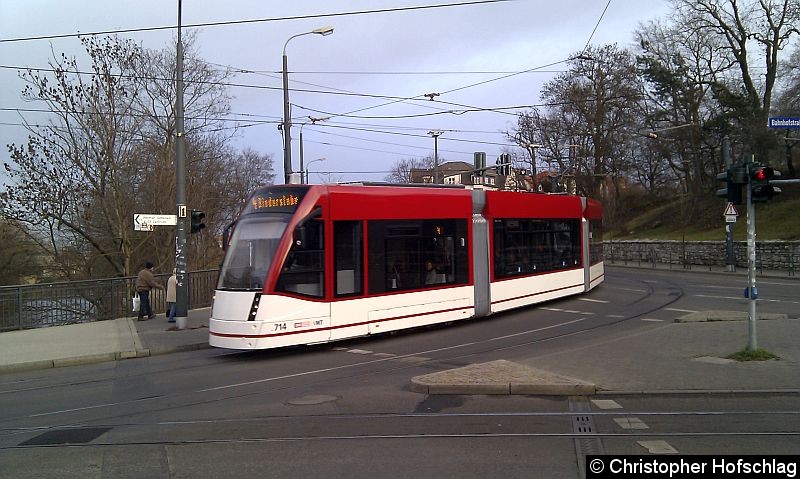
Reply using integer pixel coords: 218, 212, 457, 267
604, 241, 798, 277
0, 270, 219, 332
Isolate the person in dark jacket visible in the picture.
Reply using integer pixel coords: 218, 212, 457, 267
136, 262, 164, 321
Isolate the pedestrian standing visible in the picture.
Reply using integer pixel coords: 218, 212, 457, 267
166, 269, 177, 323
136, 262, 164, 321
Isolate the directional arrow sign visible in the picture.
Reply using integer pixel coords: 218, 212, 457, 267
134, 214, 177, 231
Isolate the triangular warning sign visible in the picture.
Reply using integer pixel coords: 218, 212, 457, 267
724, 202, 739, 216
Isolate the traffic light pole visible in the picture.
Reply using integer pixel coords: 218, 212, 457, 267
174, 1, 189, 329
722, 137, 735, 271
745, 170, 757, 350
716, 151, 795, 352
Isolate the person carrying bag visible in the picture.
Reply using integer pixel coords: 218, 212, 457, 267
135, 262, 164, 321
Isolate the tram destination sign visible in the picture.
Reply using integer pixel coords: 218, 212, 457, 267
134, 213, 177, 231
243, 186, 308, 215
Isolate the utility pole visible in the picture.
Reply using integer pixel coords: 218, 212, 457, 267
428, 130, 443, 183
174, 0, 189, 329
281, 51, 292, 184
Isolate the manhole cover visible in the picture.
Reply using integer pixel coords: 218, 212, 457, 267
20, 427, 111, 446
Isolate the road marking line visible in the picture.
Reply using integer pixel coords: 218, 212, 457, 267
694, 294, 795, 304
591, 399, 622, 410
615, 417, 649, 429
373, 353, 396, 358
541, 307, 589, 315
665, 308, 697, 313
603, 287, 647, 293
578, 298, 609, 303
197, 341, 480, 393
488, 317, 589, 341
607, 314, 625, 318
638, 440, 678, 454
641, 318, 664, 322
398, 356, 430, 363
693, 294, 744, 300
347, 349, 373, 355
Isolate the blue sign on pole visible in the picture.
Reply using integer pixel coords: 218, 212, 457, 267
768, 117, 800, 128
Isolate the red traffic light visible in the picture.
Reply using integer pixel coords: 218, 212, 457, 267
751, 166, 774, 181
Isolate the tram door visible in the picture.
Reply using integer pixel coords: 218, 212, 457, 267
274, 215, 331, 345
329, 221, 367, 340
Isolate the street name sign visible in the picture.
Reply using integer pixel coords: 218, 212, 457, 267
768, 117, 800, 129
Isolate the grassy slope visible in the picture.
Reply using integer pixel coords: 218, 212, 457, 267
608, 191, 800, 241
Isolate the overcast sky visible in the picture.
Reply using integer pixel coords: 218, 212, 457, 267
0, 0, 671, 184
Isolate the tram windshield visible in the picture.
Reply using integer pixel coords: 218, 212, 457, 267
217, 214, 290, 290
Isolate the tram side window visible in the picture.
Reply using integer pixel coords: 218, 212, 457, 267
493, 219, 580, 278
589, 219, 604, 264
276, 219, 325, 298
334, 221, 363, 297
367, 219, 468, 294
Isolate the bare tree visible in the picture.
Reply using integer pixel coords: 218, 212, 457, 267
676, 0, 799, 160
2, 35, 273, 279
385, 156, 435, 183
0, 219, 43, 285
636, 17, 733, 195
3, 36, 147, 278
513, 44, 644, 207
775, 44, 800, 176
214, 147, 276, 229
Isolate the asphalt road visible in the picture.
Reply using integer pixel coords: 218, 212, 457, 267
1, 267, 798, 478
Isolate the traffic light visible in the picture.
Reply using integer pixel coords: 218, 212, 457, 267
474, 151, 486, 177
190, 209, 206, 234
716, 166, 746, 205
496, 153, 511, 176
749, 164, 781, 201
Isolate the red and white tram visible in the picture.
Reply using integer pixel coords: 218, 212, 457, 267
209, 184, 603, 350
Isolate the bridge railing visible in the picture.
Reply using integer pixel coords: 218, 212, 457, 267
0, 270, 219, 332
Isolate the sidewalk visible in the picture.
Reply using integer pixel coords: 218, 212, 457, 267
0, 308, 211, 373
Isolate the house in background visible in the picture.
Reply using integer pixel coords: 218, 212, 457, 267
409, 161, 507, 189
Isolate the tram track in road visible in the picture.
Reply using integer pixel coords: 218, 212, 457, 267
0, 273, 686, 438
2, 407, 799, 452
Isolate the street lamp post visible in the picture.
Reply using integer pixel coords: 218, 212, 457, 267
519, 141, 542, 191
299, 116, 330, 184
282, 26, 334, 184
428, 130, 443, 183
305, 157, 326, 184
639, 122, 696, 139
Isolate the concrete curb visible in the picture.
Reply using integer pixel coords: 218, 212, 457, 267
410, 359, 597, 396
597, 388, 800, 396
676, 310, 789, 323
0, 343, 211, 374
